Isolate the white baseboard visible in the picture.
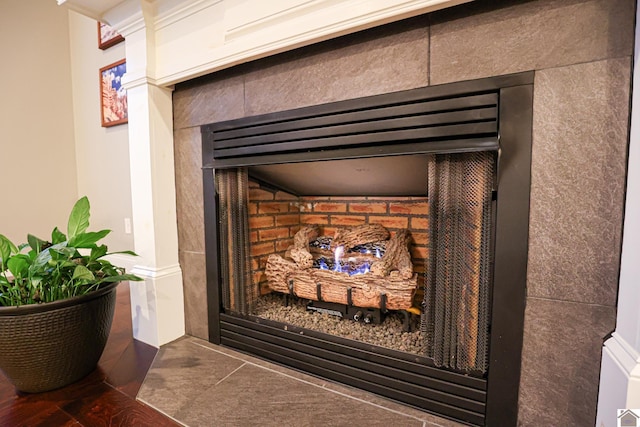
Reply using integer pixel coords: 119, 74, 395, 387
596, 333, 640, 426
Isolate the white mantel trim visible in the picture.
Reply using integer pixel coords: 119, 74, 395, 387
95, 0, 472, 87
156, 0, 472, 86
122, 74, 162, 90
154, 0, 223, 31
226, 0, 461, 40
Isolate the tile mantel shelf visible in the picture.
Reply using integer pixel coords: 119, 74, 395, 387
58, 0, 472, 86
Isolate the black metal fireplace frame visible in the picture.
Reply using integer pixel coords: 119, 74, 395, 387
201, 72, 533, 426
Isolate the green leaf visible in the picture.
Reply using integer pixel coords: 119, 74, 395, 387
51, 227, 66, 244
106, 250, 139, 257
7, 255, 30, 278
0, 234, 14, 269
27, 234, 47, 253
50, 246, 75, 260
68, 229, 110, 248
101, 273, 143, 283
72, 265, 95, 281
0, 234, 18, 256
67, 196, 90, 239
30, 242, 67, 273
90, 245, 108, 261
49, 249, 61, 261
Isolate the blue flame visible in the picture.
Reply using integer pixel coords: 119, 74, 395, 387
313, 244, 380, 276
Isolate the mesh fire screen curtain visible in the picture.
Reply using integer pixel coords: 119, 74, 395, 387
216, 167, 257, 315
422, 152, 495, 374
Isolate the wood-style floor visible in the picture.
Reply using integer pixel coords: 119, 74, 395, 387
0, 283, 181, 427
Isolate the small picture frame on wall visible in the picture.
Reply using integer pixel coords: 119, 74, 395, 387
100, 59, 128, 128
98, 22, 124, 50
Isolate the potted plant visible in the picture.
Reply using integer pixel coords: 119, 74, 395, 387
0, 196, 142, 393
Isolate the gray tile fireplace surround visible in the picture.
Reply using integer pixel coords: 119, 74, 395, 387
138, 336, 465, 427
172, 0, 635, 424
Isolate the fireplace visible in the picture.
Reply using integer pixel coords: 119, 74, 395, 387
202, 72, 532, 426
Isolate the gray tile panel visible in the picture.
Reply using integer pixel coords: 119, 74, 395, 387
517, 297, 615, 426
139, 336, 465, 427
174, 127, 205, 254
179, 252, 208, 340
527, 58, 630, 306
430, 0, 634, 84
244, 18, 429, 116
173, 72, 246, 130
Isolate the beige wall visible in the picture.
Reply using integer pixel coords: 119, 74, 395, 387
0, 0, 78, 243
0, 1, 133, 256
68, 10, 134, 254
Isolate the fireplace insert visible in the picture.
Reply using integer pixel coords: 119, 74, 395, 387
202, 72, 532, 426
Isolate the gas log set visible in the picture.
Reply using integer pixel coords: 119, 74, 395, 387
265, 224, 420, 326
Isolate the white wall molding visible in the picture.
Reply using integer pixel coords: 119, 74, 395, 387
605, 333, 640, 380
122, 74, 163, 90
598, 333, 640, 426
129, 268, 185, 347
131, 263, 183, 279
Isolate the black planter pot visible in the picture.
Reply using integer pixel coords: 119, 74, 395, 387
0, 281, 119, 393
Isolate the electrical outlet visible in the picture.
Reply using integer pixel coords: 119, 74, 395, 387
124, 218, 132, 234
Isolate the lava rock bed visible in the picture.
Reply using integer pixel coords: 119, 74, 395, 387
253, 293, 426, 355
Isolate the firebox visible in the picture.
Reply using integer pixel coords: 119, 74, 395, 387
202, 72, 532, 426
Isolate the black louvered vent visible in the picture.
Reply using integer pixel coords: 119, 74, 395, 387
202, 89, 499, 168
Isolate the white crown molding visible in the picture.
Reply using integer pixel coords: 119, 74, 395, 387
102, 0, 147, 37
154, 0, 223, 31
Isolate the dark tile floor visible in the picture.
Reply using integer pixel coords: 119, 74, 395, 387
138, 336, 466, 427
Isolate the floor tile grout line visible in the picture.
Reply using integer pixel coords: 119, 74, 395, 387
214, 362, 247, 386
136, 396, 190, 427
189, 340, 428, 423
